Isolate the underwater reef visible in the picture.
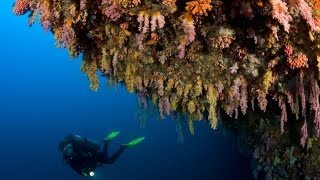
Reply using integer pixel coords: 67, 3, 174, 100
13, 0, 320, 178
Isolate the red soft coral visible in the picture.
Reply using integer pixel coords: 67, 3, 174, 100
13, 0, 29, 15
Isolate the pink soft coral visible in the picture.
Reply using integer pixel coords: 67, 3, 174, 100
178, 14, 196, 58
269, 0, 292, 32
296, 0, 318, 31
300, 120, 308, 146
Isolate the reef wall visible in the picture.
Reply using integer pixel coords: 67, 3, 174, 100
12, 0, 320, 178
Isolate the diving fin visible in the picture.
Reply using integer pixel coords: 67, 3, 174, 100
104, 131, 120, 141
124, 137, 145, 147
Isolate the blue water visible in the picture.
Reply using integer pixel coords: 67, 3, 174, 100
0, 1, 253, 179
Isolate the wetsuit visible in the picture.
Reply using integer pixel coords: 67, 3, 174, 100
59, 134, 126, 176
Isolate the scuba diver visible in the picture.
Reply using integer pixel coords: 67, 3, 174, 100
59, 131, 145, 177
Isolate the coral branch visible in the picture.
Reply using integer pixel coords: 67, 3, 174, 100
13, 0, 29, 15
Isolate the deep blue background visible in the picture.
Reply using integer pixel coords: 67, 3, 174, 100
0, 1, 253, 179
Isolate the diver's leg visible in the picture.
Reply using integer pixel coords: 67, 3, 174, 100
96, 140, 112, 165
105, 137, 145, 164
98, 131, 121, 164
102, 140, 110, 159
101, 131, 120, 159
106, 145, 127, 164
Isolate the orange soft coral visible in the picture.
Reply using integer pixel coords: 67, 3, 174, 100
311, 0, 320, 16
185, 0, 212, 16
287, 53, 309, 69
163, 0, 176, 7
13, 0, 29, 15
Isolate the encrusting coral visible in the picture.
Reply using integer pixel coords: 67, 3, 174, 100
12, 0, 320, 178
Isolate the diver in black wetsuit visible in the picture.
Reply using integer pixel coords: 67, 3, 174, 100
59, 132, 144, 176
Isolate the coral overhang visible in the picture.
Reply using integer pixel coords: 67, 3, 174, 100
13, 1, 320, 174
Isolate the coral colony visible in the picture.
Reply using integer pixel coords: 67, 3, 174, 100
13, 0, 320, 178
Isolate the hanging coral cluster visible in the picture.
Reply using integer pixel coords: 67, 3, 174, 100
13, 0, 320, 148
13, 0, 30, 15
